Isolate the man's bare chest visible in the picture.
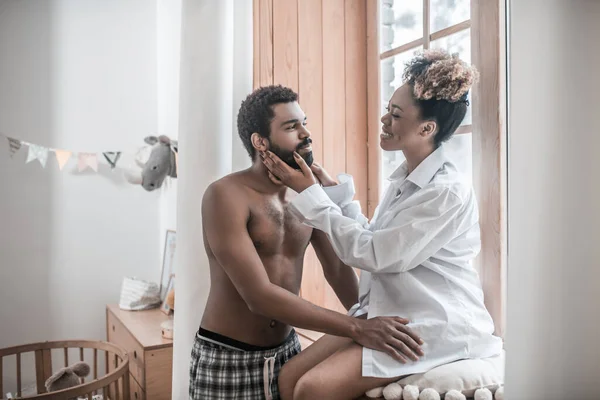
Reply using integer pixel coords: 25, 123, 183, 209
247, 199, 312, 257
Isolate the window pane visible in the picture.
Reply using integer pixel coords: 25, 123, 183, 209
430, 0, 470, 33
430, 28, 471, 62
431, 28, 472, 125
380, 0, 423, 52
444, 133, 473, 183
381, 47, 423, 117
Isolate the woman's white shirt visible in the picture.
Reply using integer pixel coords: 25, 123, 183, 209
290, 145, 503, 378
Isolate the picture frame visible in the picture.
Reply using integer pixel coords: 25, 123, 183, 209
160, 229, 176, 301
160, 275, 175, 315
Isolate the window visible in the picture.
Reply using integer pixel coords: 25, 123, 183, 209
369, 0, 507, 336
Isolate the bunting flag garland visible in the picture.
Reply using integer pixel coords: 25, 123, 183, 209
54, 149, 72, 170
103, 151, 121, 169
7, 136, 21, 158
26, 144, 49, 167
0, 132, 178, 190
77, 153, 98, 172
0, 132, 127, 173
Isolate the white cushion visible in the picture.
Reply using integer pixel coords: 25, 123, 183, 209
368, 352, 505, 398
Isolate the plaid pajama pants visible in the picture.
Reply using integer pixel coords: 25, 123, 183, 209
189, 329, 301, 400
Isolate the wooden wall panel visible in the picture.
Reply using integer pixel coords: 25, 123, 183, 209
253, 0, 260, 89
257, 0, 274, 87
254, 0, 369, 315
344, 0, 368, 213
298, 0, 324, 165
322, 0, 347, 178
273, 0, 299, 92
321, 0, 349, 313
298, 0, 327, 309
366, 0, 381, 219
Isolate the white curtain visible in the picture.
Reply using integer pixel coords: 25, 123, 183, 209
506, 0, 600, 398
172, 0, 252, 398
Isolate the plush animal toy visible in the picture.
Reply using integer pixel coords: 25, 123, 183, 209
44, 361, 90, 393
126, 135, 178, 191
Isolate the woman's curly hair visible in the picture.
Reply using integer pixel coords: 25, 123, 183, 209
401, 49, 478, 146
403, 49, 479, 103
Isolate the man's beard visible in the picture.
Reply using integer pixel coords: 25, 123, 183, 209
269, 138, 314, 170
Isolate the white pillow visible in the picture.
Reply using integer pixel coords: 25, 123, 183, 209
367, 352, 505, 398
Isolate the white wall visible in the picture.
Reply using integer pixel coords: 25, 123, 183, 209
506, 0, 600, 398
0, 0, 164, 391
156, 0, 182, 254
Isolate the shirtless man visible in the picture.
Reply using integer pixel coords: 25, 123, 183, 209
189, 85, 423, 400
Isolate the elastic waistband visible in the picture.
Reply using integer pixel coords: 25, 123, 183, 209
197, 327, 296, 352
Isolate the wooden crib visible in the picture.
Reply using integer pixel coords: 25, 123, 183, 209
0, 340, 129, 399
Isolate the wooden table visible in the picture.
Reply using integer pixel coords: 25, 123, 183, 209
106, 304, 173, 400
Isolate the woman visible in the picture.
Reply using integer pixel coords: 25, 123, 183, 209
261, 49, 503, 400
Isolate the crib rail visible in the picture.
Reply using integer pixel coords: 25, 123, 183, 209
0, 340, 129, 399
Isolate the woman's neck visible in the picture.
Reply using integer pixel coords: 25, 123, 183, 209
403, 145, 436, 175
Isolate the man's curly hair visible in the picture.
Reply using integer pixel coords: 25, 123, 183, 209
237, 85, 298, 160
402, 49, 479, 146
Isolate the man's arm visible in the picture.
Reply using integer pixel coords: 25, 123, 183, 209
310, 229, 358, 311
201, 181, 423, 362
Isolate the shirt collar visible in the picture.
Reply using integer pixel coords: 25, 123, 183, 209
388, 145, 448, 188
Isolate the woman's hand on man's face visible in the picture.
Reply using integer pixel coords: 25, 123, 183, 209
310, 162, 338, 187
260, 150, 317, 193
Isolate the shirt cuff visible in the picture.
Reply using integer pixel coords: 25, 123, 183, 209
347, 303, 369, 318
321, 173, 355, 206
290, 184, 338, 221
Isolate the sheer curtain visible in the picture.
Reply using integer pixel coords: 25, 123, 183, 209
506, 0, 600, 398
172, 0, 252, 397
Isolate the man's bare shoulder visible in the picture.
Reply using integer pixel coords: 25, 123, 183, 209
202, 171, 256, 212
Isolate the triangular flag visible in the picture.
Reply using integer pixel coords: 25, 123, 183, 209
26, 144, 49, 167
103, 152, 121, 169
7, 137, 21, 158
54, 150, 72, 170
78, 153, 98, 172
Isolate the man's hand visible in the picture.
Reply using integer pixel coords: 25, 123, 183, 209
310, 162, 338, 187
352, 317, 424, 363
260, 150, 317, 193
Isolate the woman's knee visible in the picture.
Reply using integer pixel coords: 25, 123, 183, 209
292, 372, 326, 400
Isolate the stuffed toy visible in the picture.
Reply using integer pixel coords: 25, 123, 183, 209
125, 135, 178, 191
44, 361, 90, 393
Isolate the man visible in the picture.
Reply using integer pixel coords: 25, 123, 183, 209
190, 85, 423, 400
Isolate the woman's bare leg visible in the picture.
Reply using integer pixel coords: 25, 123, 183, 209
293, 342, 402, 400
278, 334, 353, 400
